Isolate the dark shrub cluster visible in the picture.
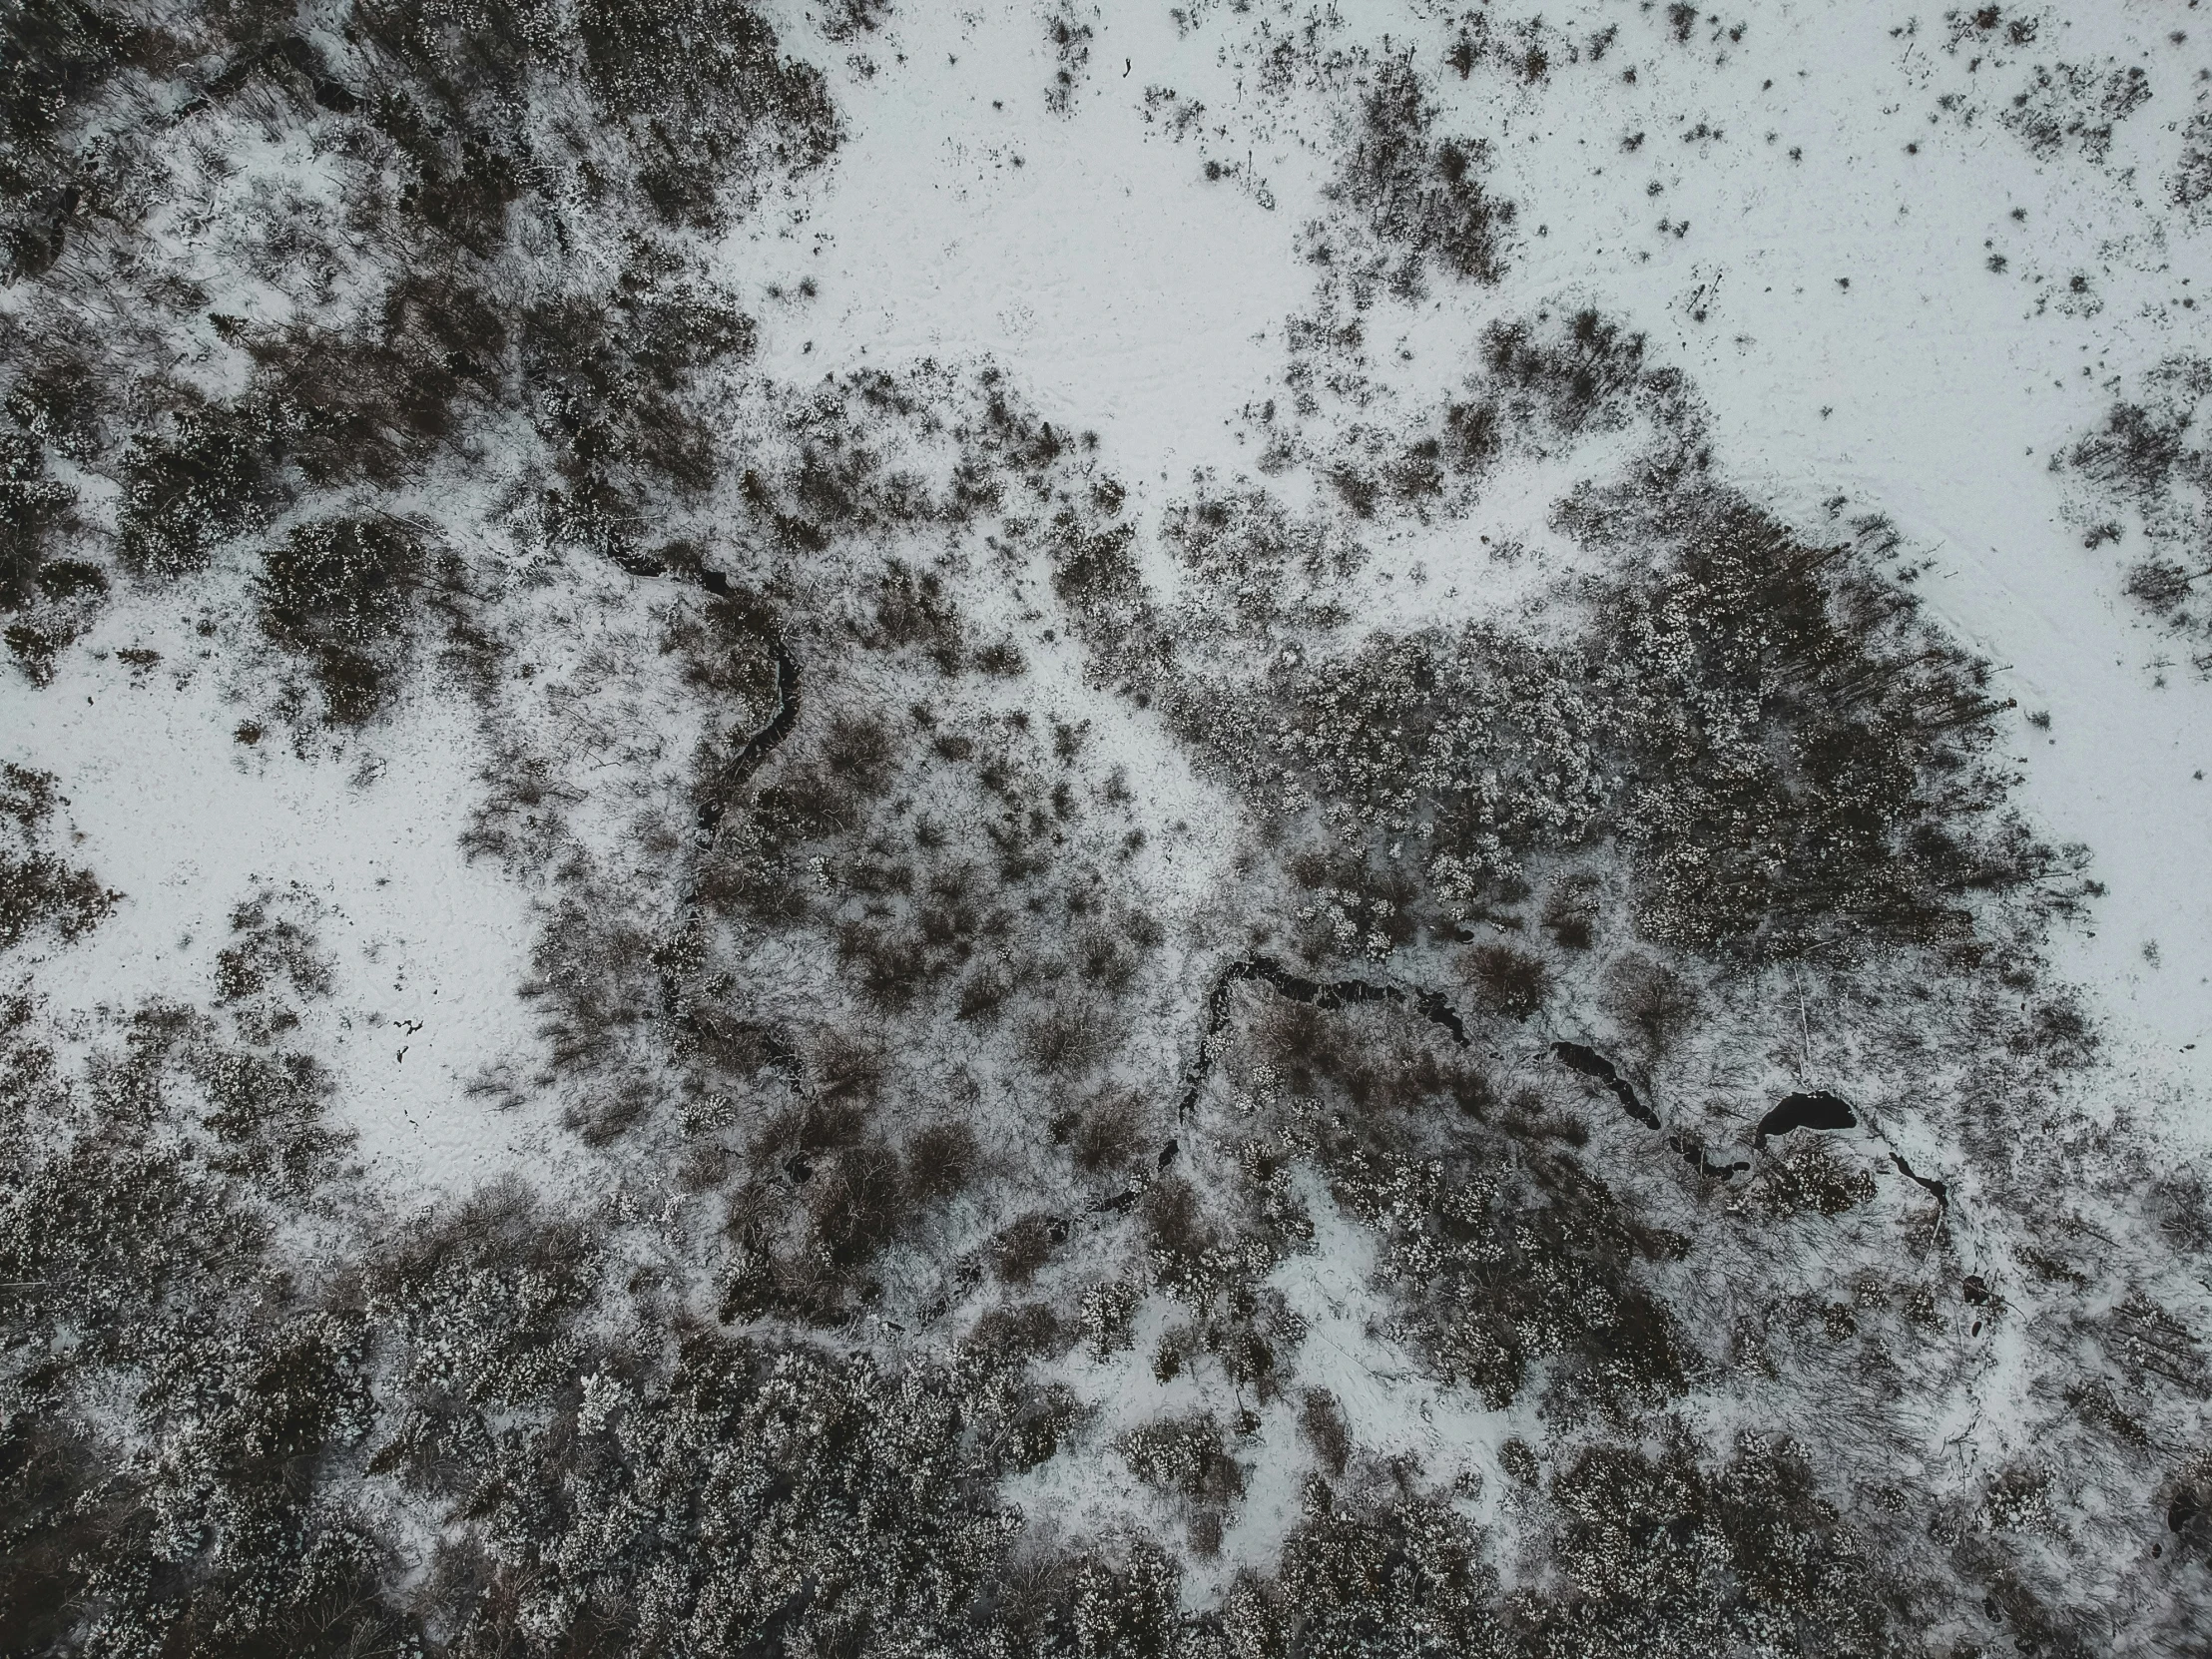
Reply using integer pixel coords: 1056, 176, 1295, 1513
2063, 358, 2212, 664
0, 0, 144, 277
1584, 489, 2059, 954
241, 277, 507, 489
0, 428, 74, 611
576, 0, 837, 222
1258, 442, 2048, 961
527, 277, 756, 559
0, 761, 114, 949
1459, 942, 1552, 1019
116, 397, 293, 579
1521, 1432, 1899, 1657
2003, 60, 2151, 166
1222, 984, 1692, 1421
1334, 58, 1516, 285
1042, 1, 1094, 116
1480, 308, 1650, 434
1332, 1140, 1693, 1417
256, 515, 428, 724
1598, 952, 1700, 1058
2177, 110, 2212, 219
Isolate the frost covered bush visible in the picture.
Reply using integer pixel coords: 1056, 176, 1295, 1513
2002, 61, 2150, 166
2177, 110, 2212, 219
0, 429, 74, 609
213, 895, 335, 1005
1122, 1411, 1246, 1507
1268, 1490, 1496, 1658
1747, 1137, 1877, 1219
371, 1179, 602, 1417
1523, 1432, 1896, 1659
116, 398, 295, 578
0, 839, 110, 949
1264, 619, 1608, 909
0, 976, 401, 1657
400, 1334, 1018, 1657
1164, 487, 1362, 641
256, 515, 426, 724
0, 762, 113, 948
1081, 1276, 1142, 1360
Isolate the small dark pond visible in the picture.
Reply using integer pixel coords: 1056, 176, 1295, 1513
1550, 1041, 1661, 1129
1753, 1090, 1857, 1148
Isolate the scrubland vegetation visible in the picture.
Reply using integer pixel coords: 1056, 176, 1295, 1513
4, 2, 2211, 1655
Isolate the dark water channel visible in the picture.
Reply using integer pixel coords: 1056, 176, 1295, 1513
1176, 957, 1472, 1118
696, 618, 800, 835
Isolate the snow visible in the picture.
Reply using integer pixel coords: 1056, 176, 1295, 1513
3, 582, 559, 1196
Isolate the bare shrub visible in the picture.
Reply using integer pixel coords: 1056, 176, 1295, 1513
807, 1028, 883, 1107
868, 560, 964, 668
956, 958, 1014, 1022
1024, 998, 1114, 1077
563, 1075, 653, 1146
1459, 943, 1552, 1019
837, 920, 927, 1010
1298, 1387, 1352, 1475
1600, 953, 1701, 1056
819, 709, 897, 793
905, 1119, 980, 1202
522, 898, 659, 1072
993, 1211, 1063, 1286
808, 1142, 907, 1267
1069, 1089, 1147, 1172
